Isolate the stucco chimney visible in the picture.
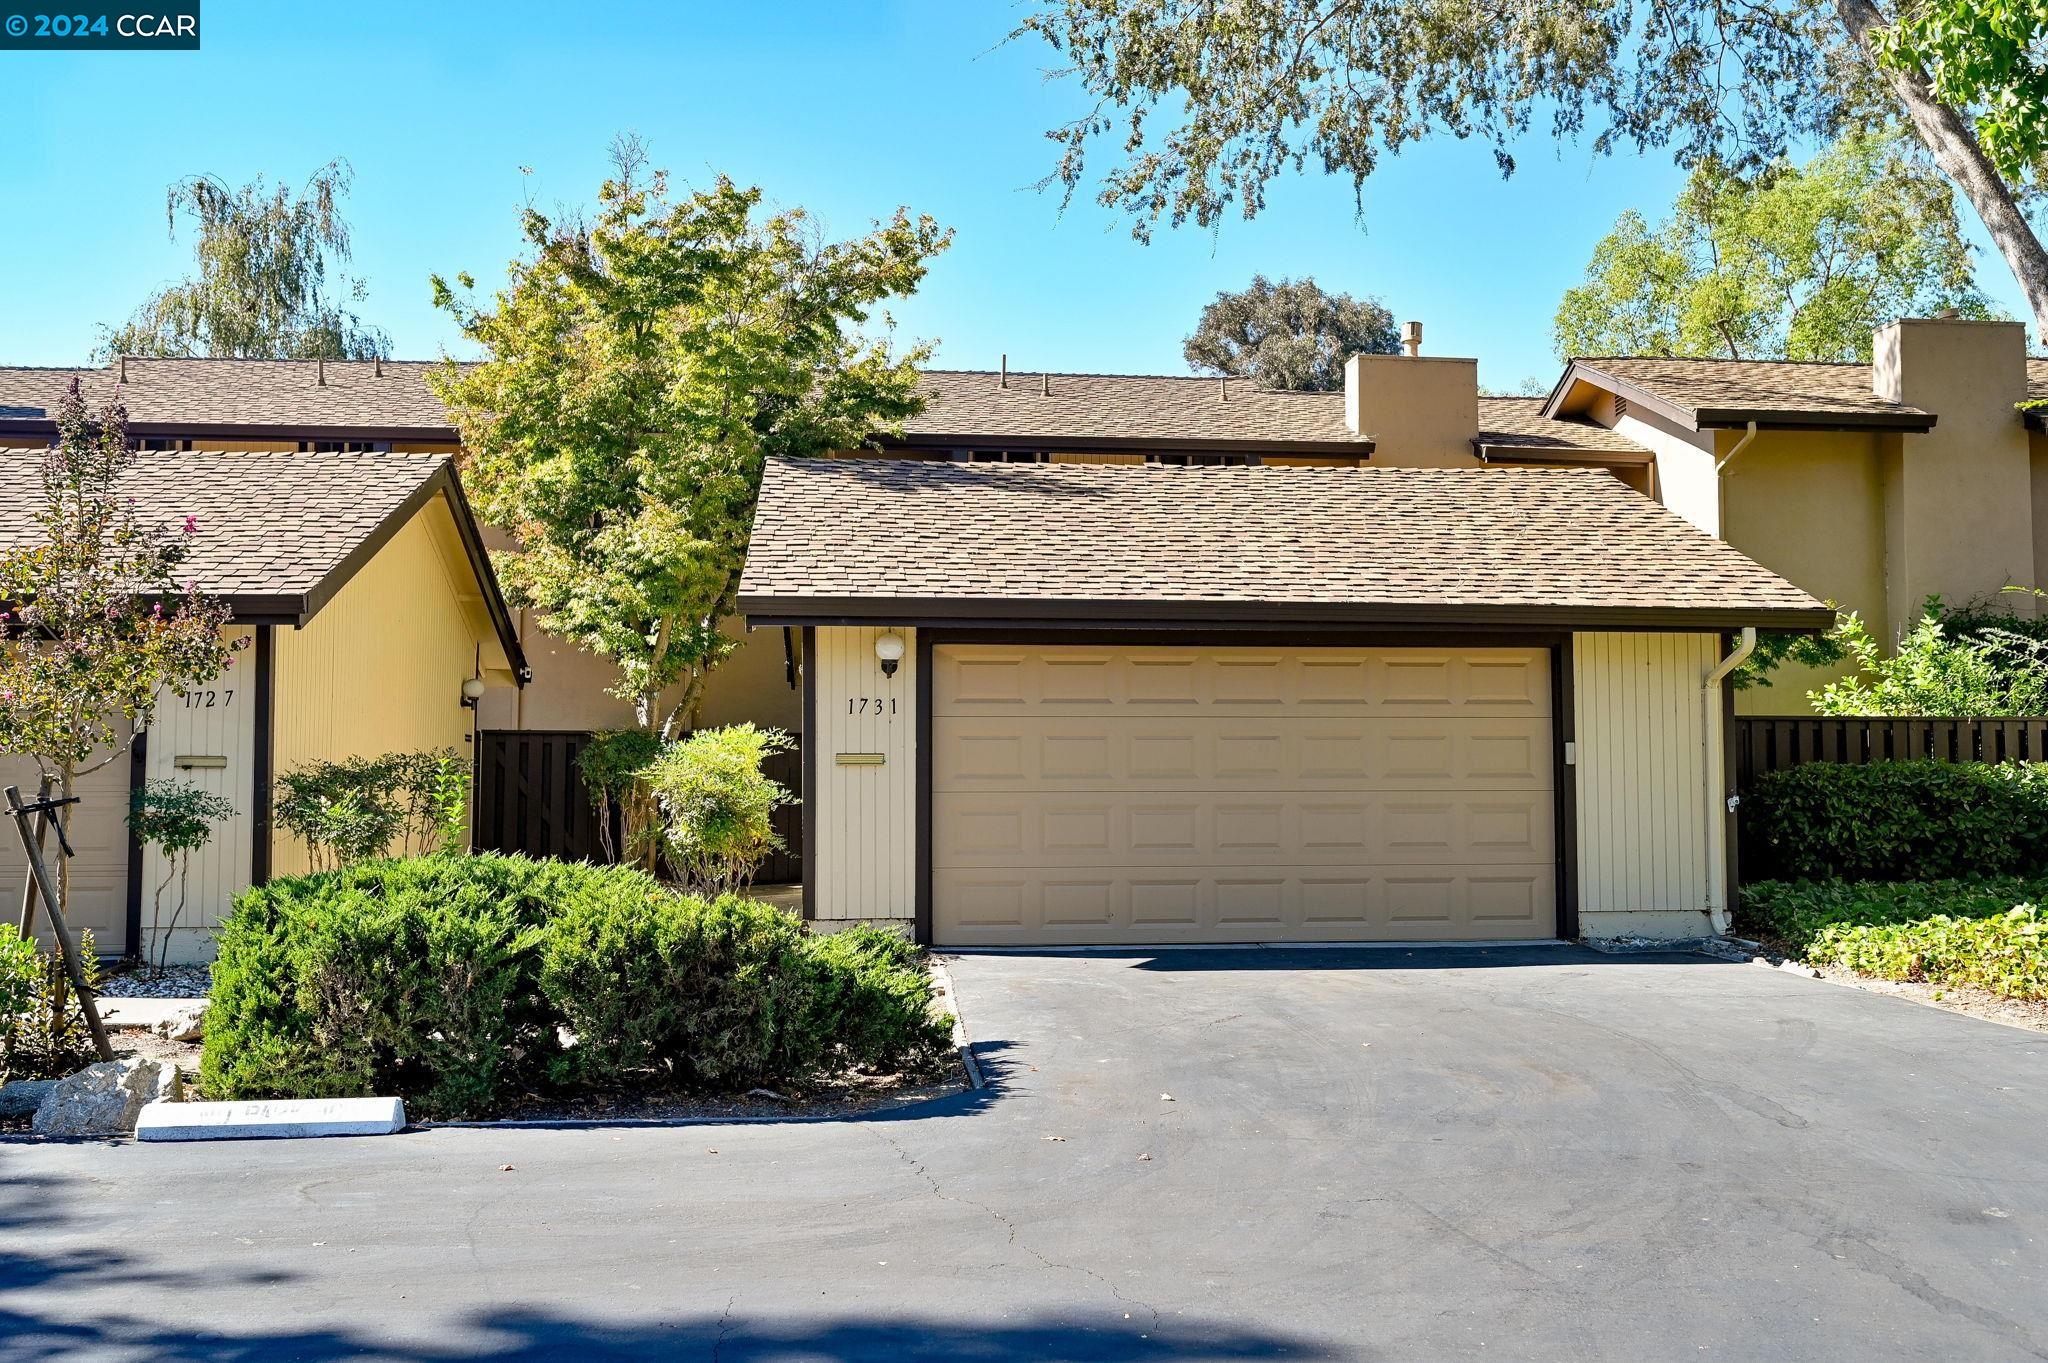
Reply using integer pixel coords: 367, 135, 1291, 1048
1343, 346, 1480, 466
1872, 317, 2035, 622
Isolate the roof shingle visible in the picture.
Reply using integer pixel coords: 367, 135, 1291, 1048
738, 457, 1828, 627
0, 448, 451, 603
0, 359, 460, 435
1562, 357, 1932, 428
1475, 396, 1648, 456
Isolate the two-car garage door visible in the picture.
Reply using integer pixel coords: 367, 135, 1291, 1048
931, 644, 1557, 945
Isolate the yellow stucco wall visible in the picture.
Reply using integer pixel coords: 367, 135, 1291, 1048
268, 494, 501, 876
1720, 427, 1888, 715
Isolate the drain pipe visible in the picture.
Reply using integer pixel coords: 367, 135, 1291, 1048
1701, 627, 1757, 934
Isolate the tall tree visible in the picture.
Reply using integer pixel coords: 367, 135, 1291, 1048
1555, 135, 1993, 361
1184, 275, 1397, 390
1019, 0, 2048, 340
101, 158, 389, 360
432, 142, 948, 742
0, 383, 241, 921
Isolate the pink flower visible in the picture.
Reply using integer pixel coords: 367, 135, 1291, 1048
183, 516, 198, 534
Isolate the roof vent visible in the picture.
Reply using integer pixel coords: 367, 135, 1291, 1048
373, 354, 383, 378
1219, 376, 1228, 402
316, 356, 326, 387
1040, 372, 1049, 396
1401, 321, 1423, 357
117, 354, 127, 383
999, 354, 1008, 390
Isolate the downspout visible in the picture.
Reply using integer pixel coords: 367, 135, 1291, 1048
1714, 420, 1760, 473
1701, 627, 1757, 934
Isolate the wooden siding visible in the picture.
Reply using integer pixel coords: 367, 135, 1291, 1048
269, 495, 492, 876
809, 626, 917, 922
1572, 632, 1723, 930
139, 625, 258, 963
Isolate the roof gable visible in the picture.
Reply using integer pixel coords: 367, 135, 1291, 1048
0, 448, 525, 672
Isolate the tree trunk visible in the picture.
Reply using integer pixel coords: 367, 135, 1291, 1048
1835, 0, 2048, 340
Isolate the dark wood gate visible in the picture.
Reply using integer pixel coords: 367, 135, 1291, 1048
474, 730, 803, 884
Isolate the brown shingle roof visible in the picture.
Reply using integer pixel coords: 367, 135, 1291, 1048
0, 449, 521, 670
0, 359, 1663, 458
1554, 357, 1933, 430
1475, 397, 1648, 457
903, 369, 1364, 449
738, 458, 1828, 629
2026, 358, 2048, 402
0, 359, 461, 436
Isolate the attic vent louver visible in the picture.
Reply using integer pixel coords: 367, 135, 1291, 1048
1614, 395, 1629, 420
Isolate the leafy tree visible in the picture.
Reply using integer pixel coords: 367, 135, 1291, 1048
0, 382, 242, 920
1018, 0, 2048, 340
431, 142, 948, 865
1555, 136, 1992, 362
1873, 0, 2048, 184
128, 779, 234, 975
1183, 275, 1396, 390
1808, 608, 2048, 714
100, 158, 389, 361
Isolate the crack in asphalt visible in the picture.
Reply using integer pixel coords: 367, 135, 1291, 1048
709, 1293, 738, 1362
863, 1126, 1164, 1336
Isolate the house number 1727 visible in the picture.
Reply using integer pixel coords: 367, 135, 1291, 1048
847, 697, 897, 715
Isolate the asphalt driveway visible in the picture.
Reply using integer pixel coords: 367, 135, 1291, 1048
3, 944, 2047, 1361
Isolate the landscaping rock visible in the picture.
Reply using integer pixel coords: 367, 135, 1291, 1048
0, 1079, 58, 1119
32, 1060, 180, 1138
152, 1001, 207, 1043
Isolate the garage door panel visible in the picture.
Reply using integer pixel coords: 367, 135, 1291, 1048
934, 647, 1551, 718
933, 644, 1555, 945
934, 791, 1554, 867
934, 717, 1554, 791
932, 866, 1556, 944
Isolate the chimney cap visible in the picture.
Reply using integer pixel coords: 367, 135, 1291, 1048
1400, 321, 1423, 357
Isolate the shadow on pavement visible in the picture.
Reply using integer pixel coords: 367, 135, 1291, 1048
0, 1306, 1341, 1362
948, 943, 1727, 973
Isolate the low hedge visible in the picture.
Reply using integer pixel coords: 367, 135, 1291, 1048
1737, 878, 2048, 1000
1740, 760, 2048, 880
202, 854, 953, 1119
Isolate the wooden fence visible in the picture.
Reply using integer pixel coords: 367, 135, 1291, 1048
1734, 715, 2048, 787
474, 729, 803, 885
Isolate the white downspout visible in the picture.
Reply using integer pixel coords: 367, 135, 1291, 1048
1701, 627, 1757, 934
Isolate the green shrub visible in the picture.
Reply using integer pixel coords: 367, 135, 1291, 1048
1739, 878, 2048, 1000
1737, 877, 2048, 952
272, 748, 470, 872
1740, 760, 2048, 880
0, 926, 103, 1082
203, 853, 950, 1118
642, 724, 797, 896
1811, 907, 2048, 1000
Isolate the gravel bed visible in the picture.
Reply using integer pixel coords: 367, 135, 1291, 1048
98, 964, 210, 998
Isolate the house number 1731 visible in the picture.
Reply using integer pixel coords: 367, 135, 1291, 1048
847, 697, 897, 715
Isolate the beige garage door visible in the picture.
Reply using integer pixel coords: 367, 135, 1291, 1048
932, 644, 1556, 945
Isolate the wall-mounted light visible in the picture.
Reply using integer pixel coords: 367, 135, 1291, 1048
875, 631, 906, 678
460, 676, 487, 709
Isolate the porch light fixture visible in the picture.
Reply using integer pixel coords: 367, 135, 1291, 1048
875, 632, 906, 678
460, 676, 487, 709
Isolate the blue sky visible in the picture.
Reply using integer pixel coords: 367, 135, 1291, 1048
0, 0, 2030, 391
